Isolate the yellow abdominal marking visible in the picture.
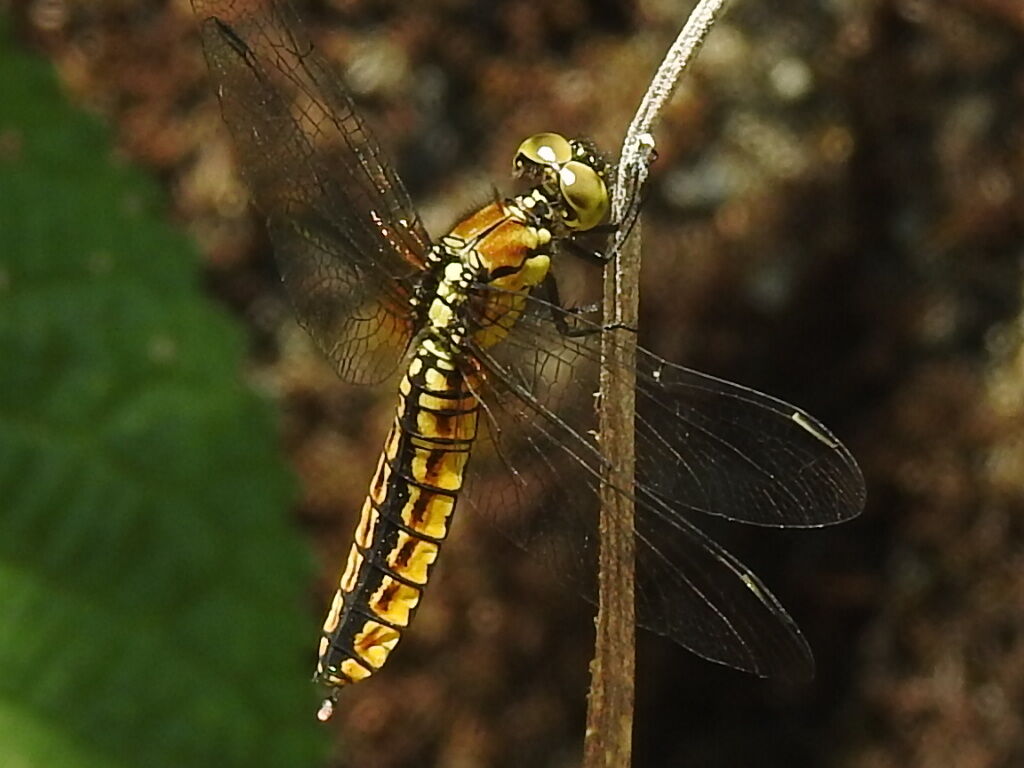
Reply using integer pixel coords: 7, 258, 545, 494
416, 408, 478, 441
424, 366, 447, 391
340, 658, 372, 682
384, 425, 401, 460
386, 531, 439, 584
400, 486, 452, 539
353, 620, 401, 668
410, 447, 467, 491
322, 591, 345, 633
339, 544, 364, 593
420, 337, 452, 364
369, 576, 421, 626
418, 391, 456, 411
370, 455, 391, 504
353, 499, 377, 549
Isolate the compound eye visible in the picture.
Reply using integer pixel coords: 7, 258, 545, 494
558, 160, 609, 231
513, 132, 573, 172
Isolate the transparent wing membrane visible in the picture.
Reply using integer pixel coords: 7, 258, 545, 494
194, 0, 431, 383
460, 288, 864, 678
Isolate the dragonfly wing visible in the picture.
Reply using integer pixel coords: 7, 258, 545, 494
458, 287, 864, 678
474, 288, 865, 526
632, 350, 864, 528
193, 1, 431, 384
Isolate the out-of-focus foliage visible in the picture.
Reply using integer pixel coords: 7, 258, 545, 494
0, 17, 326, 768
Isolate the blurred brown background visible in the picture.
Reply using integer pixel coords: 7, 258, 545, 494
7, 0, 1023, 765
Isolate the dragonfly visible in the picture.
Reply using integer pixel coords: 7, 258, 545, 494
191, 0, 865, 721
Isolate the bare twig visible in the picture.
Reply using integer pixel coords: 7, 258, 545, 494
583, 2, 732, 766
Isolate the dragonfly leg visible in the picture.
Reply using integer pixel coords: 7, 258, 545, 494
568, 182, 648, 265
564, 225, 617, 265
587, 222, 621, 237
537, 274, 637, 338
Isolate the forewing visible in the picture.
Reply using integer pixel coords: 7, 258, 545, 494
193, 0, 432, 383
458, 288, 865, 678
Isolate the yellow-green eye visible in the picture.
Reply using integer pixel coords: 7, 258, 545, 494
558, 160, 609, 231
514, 132, 573, 171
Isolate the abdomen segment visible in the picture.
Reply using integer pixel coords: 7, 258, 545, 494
315, 347, 479, 698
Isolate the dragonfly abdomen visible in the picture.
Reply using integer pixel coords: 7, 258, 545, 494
315, 346, 479, 700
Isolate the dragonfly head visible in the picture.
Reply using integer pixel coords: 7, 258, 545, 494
513, 132, 610, 232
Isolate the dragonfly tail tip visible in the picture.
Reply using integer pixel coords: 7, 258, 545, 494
316, 696, 337, 722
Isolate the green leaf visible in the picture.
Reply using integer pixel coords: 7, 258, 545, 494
0, 18, 328, 768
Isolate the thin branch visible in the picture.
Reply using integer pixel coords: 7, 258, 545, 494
583, 2, 732, 766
